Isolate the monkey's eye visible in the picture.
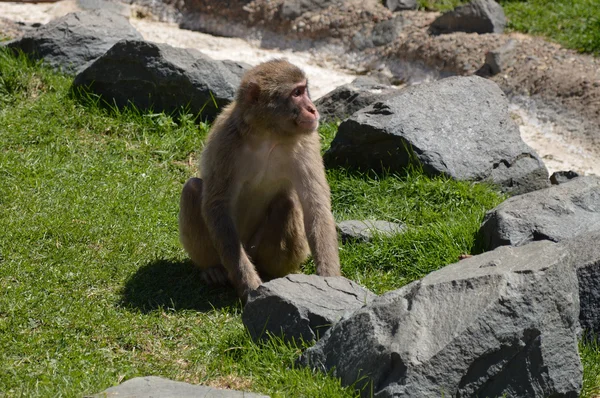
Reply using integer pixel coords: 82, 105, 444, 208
292, 87, 303, 97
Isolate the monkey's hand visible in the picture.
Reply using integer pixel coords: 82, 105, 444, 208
237, 271, 262, 304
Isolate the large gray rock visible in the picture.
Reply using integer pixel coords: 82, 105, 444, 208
479, 176, 600, 250
242, 274, 376, 343
4, 10, 142, 72
324, 76, 549, 195
337, 220, 405, 243
300, 240, 582, 398
430, 0, 506, 35
72, 40, 240, 121
89, 376, 269, 397
316, 77, 400, 121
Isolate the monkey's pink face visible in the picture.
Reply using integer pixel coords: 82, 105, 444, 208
289, 81, 320, 133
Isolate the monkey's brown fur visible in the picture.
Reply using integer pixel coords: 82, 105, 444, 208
179, 59, 341, 301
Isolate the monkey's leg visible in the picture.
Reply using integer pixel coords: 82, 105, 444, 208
179, 178, 228, 285
249, 191, 310, 281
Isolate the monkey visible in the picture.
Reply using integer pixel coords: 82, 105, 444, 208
178, 59, 341, 302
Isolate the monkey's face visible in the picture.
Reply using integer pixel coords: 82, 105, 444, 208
282, 80, 320, 135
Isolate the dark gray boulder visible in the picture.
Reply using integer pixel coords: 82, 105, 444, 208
479, 176, 600, 250
550, 170, 580, 185
385, 0, 417, 11
300, 240, 582, 398
4, 10, 143, 72
324, 76, 549, 195
430, 0, 506, 35
337, 220, 405, 242
280, 0, 335, 20
315, 77, 400, 121
242, 274, 376, 343
89, 376, 269, 397
72, 40, 240, 121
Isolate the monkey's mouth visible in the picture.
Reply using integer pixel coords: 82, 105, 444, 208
296, 118, 319, 130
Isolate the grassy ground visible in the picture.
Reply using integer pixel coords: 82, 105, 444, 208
418, 0, 600, 55
1, 49, 599, 397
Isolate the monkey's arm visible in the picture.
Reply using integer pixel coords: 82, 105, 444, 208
201, 180, 263, 299
293, 140, 341, 277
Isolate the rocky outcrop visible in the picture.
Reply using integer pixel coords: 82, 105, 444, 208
300, 238, 584, 398
324, 76, 549, 195
242, 274, 376, 343
72, 40, 240, 121
4, 10, 142, 72
479, 176, 600, 250
429, 0, 506, 35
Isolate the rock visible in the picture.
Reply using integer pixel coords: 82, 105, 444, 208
89, 376, 269, 397
550, 170, 580, 185
385, 0, 417, 11
242, 274, 376, 343
478, 39, 517, 76
352, 16, 404, 50
72, 40, 240, 121
315, 77, 400, 121
280, 0, 335, 20
567, 231, 600, 336
337, 220, 405, 242
479, 176, 600, 250
429, 0, 506, 35
4, 10, 143, 73
324, 76, 549, 195
220, 59, 251, 79
300, 240, 582, 397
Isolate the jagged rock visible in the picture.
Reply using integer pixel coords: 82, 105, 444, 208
324, 76, 549, 195
72, 40, 240, 121
300, 239, 583, 397
550, 170, 580, 185
89, 376, 269, 397
3, 10, 142, 72
385, 0, 417, 11
478, 39, 517, 76
479, 176, 600, 250
337, 220, 405, 242
242, 274, 376, 343
429, 0, 506, 35
315, 77, 400, 121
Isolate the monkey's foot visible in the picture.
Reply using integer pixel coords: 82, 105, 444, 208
201, 265, 229, 286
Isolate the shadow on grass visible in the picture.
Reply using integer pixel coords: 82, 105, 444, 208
120, 259, 239, 313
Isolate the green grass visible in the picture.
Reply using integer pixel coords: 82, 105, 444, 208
418, 0, 600, 55
0, 48, 597, 397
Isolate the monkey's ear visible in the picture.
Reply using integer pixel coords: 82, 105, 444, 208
244, 81, 261, 104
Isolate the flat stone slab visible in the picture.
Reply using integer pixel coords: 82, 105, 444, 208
337, 219, 405, 242
89, 376, 269, 397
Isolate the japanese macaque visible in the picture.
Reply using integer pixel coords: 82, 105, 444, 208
178, 59, 341, 301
